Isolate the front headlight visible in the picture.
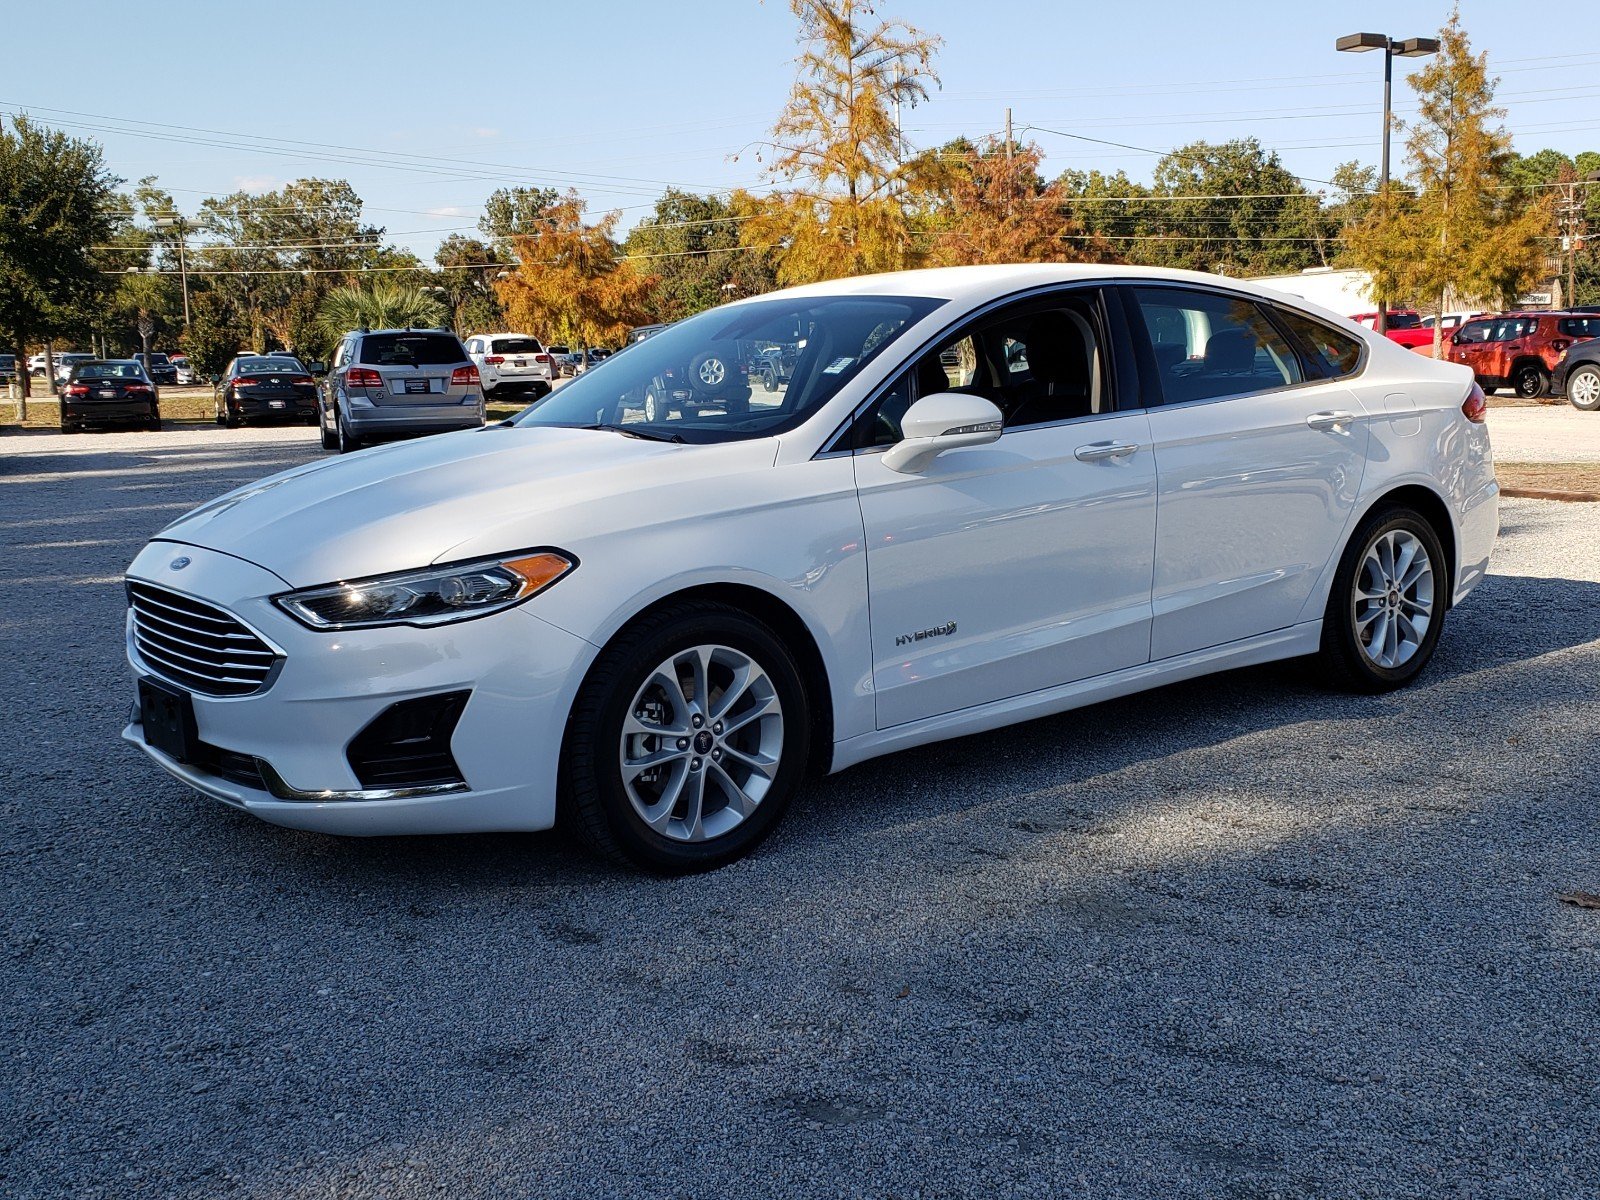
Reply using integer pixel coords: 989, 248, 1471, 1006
274, 550, 574, 630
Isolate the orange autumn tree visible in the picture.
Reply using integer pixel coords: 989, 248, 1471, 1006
495, 191, 656, 346
916, 136, 1108, 266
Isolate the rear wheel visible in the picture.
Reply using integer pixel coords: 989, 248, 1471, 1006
1513, 364, 1549, 400
223, 392, 241, 428
336, 409, 362, 453
562, 602, 811, 874
643, 389, 671, 423
1318, 506, 1447, 693
1567, 364, 1600, 411
319, 409, 338, 450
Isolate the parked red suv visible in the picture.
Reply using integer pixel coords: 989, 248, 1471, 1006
1350, 310, 1435, 350
1445, 312, 1600, 398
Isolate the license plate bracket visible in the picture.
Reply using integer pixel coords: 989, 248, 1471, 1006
139, 678, 197, 763
404, 378, 429, 394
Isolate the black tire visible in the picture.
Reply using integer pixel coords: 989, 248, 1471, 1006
642, 388, 671, 423
336, 409, 362, 453
562, 602, 812, 874
760, 366, 776, 393
223, 392, 241, 428
145, 415, 162, 432
1318, 505, 1448, 694
60, 418, 81, 434
319, 410, 338, 450
214, 400, 225, 426
687, 347, 737, 398
1566, 364, 1600, 411
1513, 364, 1549, 400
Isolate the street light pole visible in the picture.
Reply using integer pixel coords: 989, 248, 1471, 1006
1336, 32, 1439, 337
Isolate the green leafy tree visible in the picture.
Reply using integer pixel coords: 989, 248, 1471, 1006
625, 189, 776, 322
179, 290, 247, 380
479, 187, 562, 258
431, 234, 504, 332
0, 115, 119, 406
1345, 12, 1555, 355
314, 282, 448, 343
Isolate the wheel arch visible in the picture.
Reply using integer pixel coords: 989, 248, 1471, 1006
569, 581, 837, 776
1351, 483, 1458, 605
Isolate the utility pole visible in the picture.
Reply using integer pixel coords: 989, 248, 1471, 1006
1004, 107, 1014, 217
155, 215, 192, 328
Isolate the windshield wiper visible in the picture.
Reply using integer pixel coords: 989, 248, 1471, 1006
574, 423, 686, 444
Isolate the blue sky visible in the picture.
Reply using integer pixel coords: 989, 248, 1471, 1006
4, 0, 1594, 261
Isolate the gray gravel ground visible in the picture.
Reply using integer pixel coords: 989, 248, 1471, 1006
3, 425, 1598, 1200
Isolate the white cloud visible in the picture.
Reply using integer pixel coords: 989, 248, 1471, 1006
425, 206, 473, 219
233, 175, 284, 194
470, 127, 499, 139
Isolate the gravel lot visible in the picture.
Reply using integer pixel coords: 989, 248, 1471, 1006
1486, 404, 1600, 462
3, 425, 1598, 1199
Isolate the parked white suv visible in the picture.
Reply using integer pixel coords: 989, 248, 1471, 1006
464, 333, 555, 399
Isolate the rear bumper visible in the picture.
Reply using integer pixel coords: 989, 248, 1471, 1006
63, 401, 155, 422
235, 395, 316, 419
345, 394, 484, 435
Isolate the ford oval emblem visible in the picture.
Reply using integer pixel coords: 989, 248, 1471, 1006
169, 556, 191, 571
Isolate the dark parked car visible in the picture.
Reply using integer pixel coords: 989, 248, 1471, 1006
1551, 330, 1600, 411
215, 355, 320, 428
638, 340, 751, 422
59, 360, 160, 432
752, 343, 798, 392
0, 353, 15, 382
134, 352, 179, 385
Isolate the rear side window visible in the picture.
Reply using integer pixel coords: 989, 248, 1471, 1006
1273, 307, 1364, 378
492, 336, 542, 354
358, 333, 466, 366
1130, 287, 1303, 405
1558, 317, 1600, 339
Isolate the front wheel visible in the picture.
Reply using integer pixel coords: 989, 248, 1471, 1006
1514, 364, 1549, 400
562, 603, 811, 873
1318, 507, 1447, 693
1567, 364, 1600, 411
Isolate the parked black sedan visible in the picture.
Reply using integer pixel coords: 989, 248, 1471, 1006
59, 360, 161, 432
214, 355, 319, 427
133, 352, 179, 385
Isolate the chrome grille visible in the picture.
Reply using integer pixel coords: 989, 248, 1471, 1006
128, 582, 280, 697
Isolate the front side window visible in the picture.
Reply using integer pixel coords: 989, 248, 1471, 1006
512, 294, 942, 444
1456, 321, 1492, 344
1130, 287, 1302, 404
1273, 307, 1364, 378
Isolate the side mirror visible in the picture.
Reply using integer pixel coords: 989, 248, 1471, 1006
307, 361, 327, 375
881, 392, 1003, 473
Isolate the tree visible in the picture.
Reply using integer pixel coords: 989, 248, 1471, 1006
0, 115, 119, 407
745, 0, 940, 284
1345, 11, 1554, 356
100, 179, 185, 357
625, 189, 776, 321
431, 234, 504, 333
180, 290, 247, 381
915, 136, 1102, 266
495, 192, 656, 346
480, 187, 562, 258
315, 282, 447, 343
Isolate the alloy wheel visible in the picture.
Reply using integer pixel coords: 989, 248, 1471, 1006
618, 644, 783, 843
1353, 529, 1435, 670
1569, 367, 1600, 411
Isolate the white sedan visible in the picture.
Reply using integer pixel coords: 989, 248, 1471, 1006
122, 265, 1498, 873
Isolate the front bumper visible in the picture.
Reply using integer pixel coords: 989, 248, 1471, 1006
122, 540, 597, 835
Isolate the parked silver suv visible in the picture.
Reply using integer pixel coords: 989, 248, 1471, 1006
319, 329, 485, 453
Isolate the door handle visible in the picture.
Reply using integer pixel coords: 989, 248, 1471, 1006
1074, 441, 1138, 462
1306, 410, 1356, 431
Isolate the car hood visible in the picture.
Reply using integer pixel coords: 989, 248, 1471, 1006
157, 426, 777, 588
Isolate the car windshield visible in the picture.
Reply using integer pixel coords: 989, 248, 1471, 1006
491, 337, 541, 354
1387, 312, 1422, 329
511, 293, 943, 443
75, 362, 143, 380
359, 333, 464, 366
239, 356, 305, 373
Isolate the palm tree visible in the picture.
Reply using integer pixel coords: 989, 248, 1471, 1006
315, 281, 448, 342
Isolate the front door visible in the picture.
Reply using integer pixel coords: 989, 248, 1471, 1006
851, 288, 1158, 729
1123, 284, 1370, 659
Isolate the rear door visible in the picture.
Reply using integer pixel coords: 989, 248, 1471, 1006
1123, 284, 1370, 659
358, 332, 469, 405
852, 286, 1157, 728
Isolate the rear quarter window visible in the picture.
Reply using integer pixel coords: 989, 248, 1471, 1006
1272, 307, 1364, 378
359, 333, 467, 366
1557, 317, 1600, 339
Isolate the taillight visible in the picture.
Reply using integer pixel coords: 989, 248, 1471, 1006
534, 353, 551, 364
287, 375, 313, 385
64, 384, 89, 397
1462, 382, 1487, 424
126, 383, 153, 394
450, 364, 480, 387
234, 376, 260, 387
484, 355, 505, 365
346, 366, 383, 388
